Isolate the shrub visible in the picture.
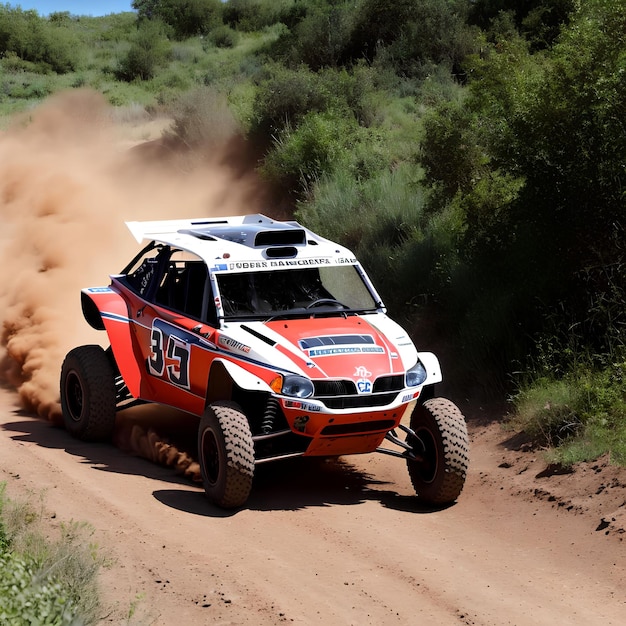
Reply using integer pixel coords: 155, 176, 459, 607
262, 111, 360, 195
0, 484, 106, 625
134, 0, 222, 39
208, 25, 239, 49
0, 6, 81, 74
116, 19, 171, 81
223, 0, 303, 32
252, 64, 374, 137
511, 361, 626, 465
279, 1, 355, 70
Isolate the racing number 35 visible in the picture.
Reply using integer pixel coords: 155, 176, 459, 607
147, 320, 191, 390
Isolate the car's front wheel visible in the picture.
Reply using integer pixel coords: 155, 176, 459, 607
60, 345, 117, 441
198, 402, 255, 509
406, 398, 469, 505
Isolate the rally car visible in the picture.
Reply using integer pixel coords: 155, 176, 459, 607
60, 214, 469, 508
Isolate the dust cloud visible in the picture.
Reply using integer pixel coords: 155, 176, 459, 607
0, 89, 270, 423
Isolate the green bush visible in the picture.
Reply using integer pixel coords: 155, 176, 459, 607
262, 111, 357, 194
209, 24, 239, 49
0, 484, 105, 625
511, 361, 626, 465
251, 64, 374, 137
276, 1, 354, 70
116, 19, 171, 81
0, 6, 81, 73
134, 0, 222, 39
223, 0, 304, 32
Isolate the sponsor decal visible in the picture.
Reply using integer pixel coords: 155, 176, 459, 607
309, 346, 361, 357
219, 335, 251, 353
307, 345, 385, 357
283, 399, 322, 412
301, 334, 385, 357
219, 258, 357, 272
268, 258, 331, 267
86, 287, 112, 293
229, 261, 269, 270
402, 390, 421, 403
354, 366, 373, 394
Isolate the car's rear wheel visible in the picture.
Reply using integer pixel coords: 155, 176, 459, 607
406, 398, 469, 504
60, 345, 117, 441
198, 402, 255, 509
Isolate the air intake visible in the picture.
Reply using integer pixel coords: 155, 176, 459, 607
255, 229, 306, 247
265, 246, 298, 258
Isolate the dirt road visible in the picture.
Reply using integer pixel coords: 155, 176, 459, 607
0, 387, 624, 625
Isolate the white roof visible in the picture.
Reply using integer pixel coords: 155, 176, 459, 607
125, 214, 357, 269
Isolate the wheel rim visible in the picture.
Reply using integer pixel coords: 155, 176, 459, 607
410, 427, 439, 484
201, 427, 221, 487
65, 371, 84, 422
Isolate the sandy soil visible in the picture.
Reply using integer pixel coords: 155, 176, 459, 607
0, 388, 624, 626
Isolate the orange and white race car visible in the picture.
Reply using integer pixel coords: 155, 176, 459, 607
60, 214, 469, 508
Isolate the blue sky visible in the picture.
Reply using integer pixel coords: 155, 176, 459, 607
10, 2, 135, 16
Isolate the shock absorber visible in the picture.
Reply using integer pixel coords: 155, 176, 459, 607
261, 397, 280, 434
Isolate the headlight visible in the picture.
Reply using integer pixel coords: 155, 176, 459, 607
280, 375, 314, 399
405, 360, 427, 387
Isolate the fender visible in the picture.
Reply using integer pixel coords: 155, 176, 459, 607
417, 351, 443, 386
81, 288, 144, 397
206, 358, 273, 406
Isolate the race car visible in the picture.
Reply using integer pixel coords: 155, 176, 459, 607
60, 214, 469, 508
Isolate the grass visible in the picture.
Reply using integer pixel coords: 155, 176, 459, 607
0, 483, 109, 625
509, 361, 626, 466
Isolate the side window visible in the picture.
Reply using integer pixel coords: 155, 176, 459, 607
153, 252, 215, 324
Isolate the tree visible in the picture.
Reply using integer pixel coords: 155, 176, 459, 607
132, 0, 222, 38
0, 6, 80, 73
116, 19, 171, 80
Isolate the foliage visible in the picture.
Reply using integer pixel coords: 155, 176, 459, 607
133, 0, 222, 39
344, 0, 477, 77
0, 484, 106, 625
116, 18, 171, 81
511, 361, 626, 465
223, 0, 303, 32
251, 63, 375, 137
262, 110, 359, 194
274, 1, 354, 70
0, 5, 81, 73
208, 24, 239, 48
468, 0, 575, 50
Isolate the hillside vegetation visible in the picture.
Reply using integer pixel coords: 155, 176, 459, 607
1, 0, 625, 466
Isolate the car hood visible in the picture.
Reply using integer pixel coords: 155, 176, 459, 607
219, 314, 417, 381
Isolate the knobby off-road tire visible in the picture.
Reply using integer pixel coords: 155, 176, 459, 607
60, 345, 117, 442
198, 402, 255, 509
406, 397, 469, 505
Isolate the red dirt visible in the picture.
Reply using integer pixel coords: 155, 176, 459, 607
1, 389, 624, 625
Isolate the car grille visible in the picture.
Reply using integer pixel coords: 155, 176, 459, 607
312, 375, 404, 409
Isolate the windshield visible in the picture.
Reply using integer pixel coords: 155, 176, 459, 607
216, 266, 379, 320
